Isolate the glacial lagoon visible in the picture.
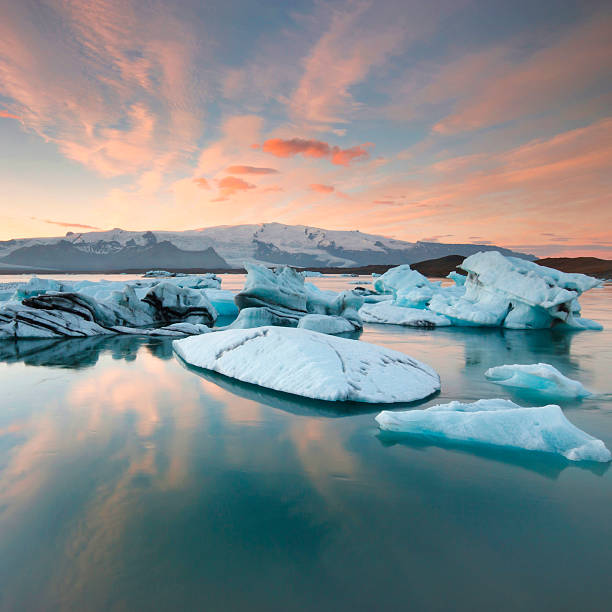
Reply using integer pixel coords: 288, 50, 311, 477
0, 274, 611, 611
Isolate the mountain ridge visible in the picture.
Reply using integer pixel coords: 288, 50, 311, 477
0, 222, 534, 271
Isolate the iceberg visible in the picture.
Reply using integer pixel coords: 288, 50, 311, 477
174, 326, 440, 403
359, 302, 450, 327
484, 363, 592, 400
428, 251, 602, 329
232, 264, 362, 332
376, 399, 611, 462
0, 281, 217, 338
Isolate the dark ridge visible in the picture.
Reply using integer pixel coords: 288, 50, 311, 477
535, 257, 612, 279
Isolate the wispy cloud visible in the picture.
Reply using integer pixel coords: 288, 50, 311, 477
226, 165, 278, 175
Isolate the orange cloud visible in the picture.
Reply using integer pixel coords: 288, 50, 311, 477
226, 165, 278, 175
262, 138, 371, 165
309, 184, 334, 194
0, 109, 20, 120
193, 177, 210, 189
216, 175, 256, 198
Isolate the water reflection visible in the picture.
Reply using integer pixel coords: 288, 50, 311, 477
0, 335, 174, 368
377, 431, 610, 479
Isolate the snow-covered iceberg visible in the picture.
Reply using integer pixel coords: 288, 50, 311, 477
232, 264, 362, 333
376, 399, 611, 462
484, 363, 592, 400
359, 302, 450, 327
174, 326, 440, 403
429, 251, 602, 329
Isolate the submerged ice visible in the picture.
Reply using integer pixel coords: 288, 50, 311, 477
376, 399, 611, 462
173, 326, 440, 403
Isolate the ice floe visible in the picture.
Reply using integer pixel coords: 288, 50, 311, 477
359, 302, 450, 327
376, 399, 611, 462
174, 326, 440, 403
484, 363, 592, 400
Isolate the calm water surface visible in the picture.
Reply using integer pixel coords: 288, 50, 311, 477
0, 275, 611, 611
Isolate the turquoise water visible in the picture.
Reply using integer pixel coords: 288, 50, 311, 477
0, 276, 611, 611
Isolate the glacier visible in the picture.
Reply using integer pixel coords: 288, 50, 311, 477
484, 363, 592, 400
173, 326, 440, 403
376, 399, 611, 462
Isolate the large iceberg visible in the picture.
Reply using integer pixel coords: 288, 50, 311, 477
429, 251, 602, 329
364, 253, 602, 330
174, 326, 440, 403
0, 281, 217, 338
359, 302, 450, 327
231, 264, 363, 333
484, 363, 592, 400
376, 399, 611, 462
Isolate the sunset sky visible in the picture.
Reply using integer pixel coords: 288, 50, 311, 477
0, 0, 610, 257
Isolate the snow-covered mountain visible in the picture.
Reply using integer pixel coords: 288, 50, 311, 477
0, 223, 533, 271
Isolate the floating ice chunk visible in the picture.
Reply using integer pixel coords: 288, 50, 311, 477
428, 251, 602, 329
0, 281, 218, 338
297, 314, 357, 334
484, 363, 592, 400
236, 264, 307, 311
233, 263, 362, 330
376, 399, 611, 462
359, 302, 450, 327
174, 326, 440, 403
300, 270, 324, 277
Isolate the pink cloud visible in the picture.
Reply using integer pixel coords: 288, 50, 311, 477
216, 176, 256, 198
39, 219, 100, 230
226, 165, 278, 175
309, 184, 334, 194
262, 138, 371, 165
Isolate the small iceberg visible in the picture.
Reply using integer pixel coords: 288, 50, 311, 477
484, 363, 592, 400
174, 326, 440, 403
232, 263, 362, 332
359, 302, 450, 327
376, 399, 611, 462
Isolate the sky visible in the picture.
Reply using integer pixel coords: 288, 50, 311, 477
0, 0, 610, 257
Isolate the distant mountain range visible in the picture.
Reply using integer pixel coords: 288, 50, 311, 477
0, 223, 534, 272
